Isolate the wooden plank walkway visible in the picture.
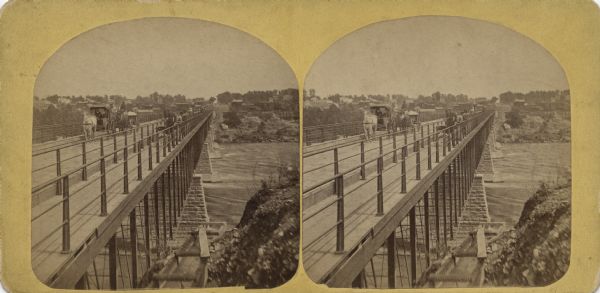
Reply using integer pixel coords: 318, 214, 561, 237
303, 130, 454, 283
31, 119, 202, 284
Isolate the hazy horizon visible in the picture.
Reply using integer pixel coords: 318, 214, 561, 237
34, 18, 297, 100
305, 16, 569, 99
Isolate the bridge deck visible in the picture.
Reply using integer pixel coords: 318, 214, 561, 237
302, 115, 487, 285
31, 117, 203, 284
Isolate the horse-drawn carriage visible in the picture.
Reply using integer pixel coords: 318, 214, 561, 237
89, 104, 112, 132
369, 104, 393, 131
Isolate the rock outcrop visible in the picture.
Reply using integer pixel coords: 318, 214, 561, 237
484, 183, 570, 286
207, 180, 299, 288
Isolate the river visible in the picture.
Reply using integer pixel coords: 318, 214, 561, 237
203, 142, 299, 226
485, 142, 571, 226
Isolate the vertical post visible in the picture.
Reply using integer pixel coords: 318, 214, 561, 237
56, 149, 62, 195
113, 133, 118, 164
333, 148, 339, 177
133, 126, 137, 153
427, 135, 432, 170
100, 138, 107, 216
148, 136, 153, 170
401, 145, 407, 193
336, 175, 345, 253
143, 195, 151, 267
61, 176, 70, 253
442, 172, 448, 245
416, 140, 421, 180
161, 175, 167, 247
409, 207, 417, 288
448, 167, 453, 239
421, 125, 424, 148
137, 141, 142, 180
360, 142, 366, 180
153, 182, 160, 257
108, 234, 117, 290
453, 160, 458, 222
156, 131, 160, 163
163, 130, 167, 158
387, 232, 396, 289
81, 141, 87, 180
140, 126, 144, 150
168, 165, 173, 239
379, 136, 383, 155
434, 179, 440, 257
129, 209, 138, 288
413, 126, 417, 152
392, 133, 397, 163
435, 132, 440, 163
123, 133, 129, 194
442, 132, 447, 157
404, 130, 408, 146
376, 156, 384, 216
424, 192, 430, 267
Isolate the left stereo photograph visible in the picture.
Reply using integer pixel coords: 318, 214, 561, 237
30, 17, 299, 289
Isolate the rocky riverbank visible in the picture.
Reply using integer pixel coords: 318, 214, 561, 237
216, 113, 299, 143
206, 177, 299, 288
484, 183, 571, 286
496, 113, 570, 143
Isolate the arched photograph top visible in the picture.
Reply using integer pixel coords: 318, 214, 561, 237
302, 16, 570, 289
31, 17, 299, 290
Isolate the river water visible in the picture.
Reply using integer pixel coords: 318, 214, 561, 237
203, 142, 299, 226
485, 142, 571, 226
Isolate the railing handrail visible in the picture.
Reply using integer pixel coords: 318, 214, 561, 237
303, 118, 444, 158
32, 118, 165, 156
31, 113, 207, 194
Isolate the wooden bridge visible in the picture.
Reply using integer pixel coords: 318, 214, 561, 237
30, 110, 217, 289
302, 110, 495, 288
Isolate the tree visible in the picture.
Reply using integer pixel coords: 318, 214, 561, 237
506, 110, 524, 128
223, 111, 242, 128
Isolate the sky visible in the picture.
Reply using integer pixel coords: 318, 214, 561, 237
305, 16, 570, 99
34, 18, 297, 99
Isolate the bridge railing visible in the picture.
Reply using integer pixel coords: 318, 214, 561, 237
31, 110, 212, 262
303, 112, 447, 146
302, 111, 491, 254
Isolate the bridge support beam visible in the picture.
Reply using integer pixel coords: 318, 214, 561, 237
387, 232, 396, 288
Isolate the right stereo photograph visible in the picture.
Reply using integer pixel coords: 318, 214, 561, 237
302, 16, 571, 289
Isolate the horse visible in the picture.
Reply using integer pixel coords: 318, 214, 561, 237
363, 110, 378, 142
83, 113, 97, 140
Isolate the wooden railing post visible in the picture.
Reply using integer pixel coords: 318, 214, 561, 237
416, 140, 421, 180
401, 145, 407, 193
360, 141, 366, 180
392, 132, 397, 163
61, 176, 70, 253
409, 207, 417, 287
100, 137, 107, 216
56, 149, 62, 195
427, 135, 432, 170
113, 132, 118, 164
376, 156, 384, 216
335, 175, 345, 253
81, 141, 87, 181
123, 133, 129, 194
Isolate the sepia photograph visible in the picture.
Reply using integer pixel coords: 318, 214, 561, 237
302, 16, 571, 288
30, 17, 299, 289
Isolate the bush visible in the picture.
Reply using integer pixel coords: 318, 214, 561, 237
223, 111, 242, 128
506, 111, 524, 128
